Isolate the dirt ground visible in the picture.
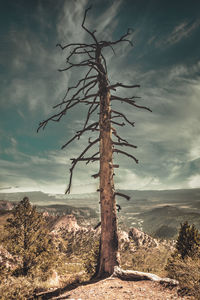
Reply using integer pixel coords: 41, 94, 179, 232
39, 277, 191, 300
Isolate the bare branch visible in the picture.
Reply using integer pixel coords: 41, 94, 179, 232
111, 109, 135, 127
76, 122, 99, 135
116, 204, 121, 212
111, 96, 152, 112
115, 192, 130, 201
113, 148, 138, 164
37, 99, 79, 131
83, 95, 99, 130
94, 221, 101, 230
112, 127, 129, 144
113, 142, 137, 149
38, 92, 99, 132
85, 80, 98, 96
109, 83, 140, 90
83, 66, 94, 89
61, 122, 99, 149
99, 28, 133, 48
58, 60, 93, 72
53, 75, 98, 109
82, 6, 98, 45
66, 46, 95, 62
68, 75, 97, 96
111, 120, 125, 127
66, 137, 100, 193
73, 79, 97, 99
71, 156, 99, 163
91, 172, 100, 178
56, 42, 95, 51
86, 151, 100, 164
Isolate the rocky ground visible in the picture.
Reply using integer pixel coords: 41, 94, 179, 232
38, 277, 190, 300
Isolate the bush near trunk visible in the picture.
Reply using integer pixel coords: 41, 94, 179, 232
165, 222, 200, 298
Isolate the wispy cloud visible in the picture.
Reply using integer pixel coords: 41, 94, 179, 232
94, 0, 123, 40
155, 19, 200, 48
167, 20, 200, 45
57, 0, 89, 45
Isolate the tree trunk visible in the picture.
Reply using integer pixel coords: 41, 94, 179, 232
97, 72, 119, 277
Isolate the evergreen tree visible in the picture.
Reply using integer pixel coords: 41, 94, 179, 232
165, 222, 200, 297
176, 221, 200, 259
5, 197, 56, 278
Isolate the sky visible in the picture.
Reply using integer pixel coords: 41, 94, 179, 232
0, 0, 200, 194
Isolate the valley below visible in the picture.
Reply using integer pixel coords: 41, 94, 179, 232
1, 188, 200, 239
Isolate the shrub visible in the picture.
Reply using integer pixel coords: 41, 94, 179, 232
165, 222, 200, 297
166, 253, 200, 298
176, 221, 200, 259
82, 239, 99, 278
57, 228, 100, 279
0, 276, 36, 300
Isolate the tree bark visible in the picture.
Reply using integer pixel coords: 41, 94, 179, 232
97, 68, 119, 277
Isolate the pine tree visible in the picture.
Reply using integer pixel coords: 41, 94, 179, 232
165, 222, 200, 297
5, 197, 56, 278
176, 221, 200, 259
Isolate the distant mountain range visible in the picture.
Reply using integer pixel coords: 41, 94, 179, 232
0, 188, 200, 238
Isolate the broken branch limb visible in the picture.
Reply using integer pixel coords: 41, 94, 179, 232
113, 148, 138, 164
112, 127, 129, 144
112, 267, 179, 286
91, 172, 100, 178
113, 142, 137, 149
111, 109, 135, 127
109, 83, 140, 90
115, 192, 130, 201
116, 204, 121, 212
66, 137, 100, 194
71, 156, 99, 162
111, 96, 152, 112
111, 120, 125, 127
61, 122, 98, 149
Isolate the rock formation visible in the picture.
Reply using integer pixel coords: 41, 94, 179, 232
52, 214, 84, 233
129, 227, 158, 248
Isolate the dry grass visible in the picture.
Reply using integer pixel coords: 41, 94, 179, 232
166, 254, 200, 299
120, 242, 172, 277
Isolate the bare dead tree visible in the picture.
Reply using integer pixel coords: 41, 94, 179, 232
38, 6, 151, 277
